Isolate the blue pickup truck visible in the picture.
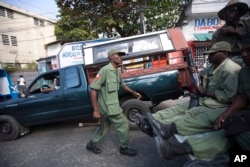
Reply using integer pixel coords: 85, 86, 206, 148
0, 28, 191, 141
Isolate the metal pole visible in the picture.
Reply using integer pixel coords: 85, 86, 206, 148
139, 0, 146, 34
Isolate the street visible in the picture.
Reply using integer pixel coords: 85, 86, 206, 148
0, 97, 190, 167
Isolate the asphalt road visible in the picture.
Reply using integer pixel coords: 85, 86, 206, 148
0, 97, 190, 167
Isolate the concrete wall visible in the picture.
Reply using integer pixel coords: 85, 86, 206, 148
9, 71, 38, 87
182, 0, 228, 41
181, 0, 250, 42
0, 2, 56, 65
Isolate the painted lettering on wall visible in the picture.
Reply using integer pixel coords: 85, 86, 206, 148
194, 18, 224, 31
62, 45, 83, 58
58, 43, 84, 68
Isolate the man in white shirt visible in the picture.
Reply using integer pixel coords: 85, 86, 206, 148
17, 75, 26, 93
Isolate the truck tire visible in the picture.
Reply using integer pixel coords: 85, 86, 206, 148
0, 115, 20, 141
121, 99, 150, 130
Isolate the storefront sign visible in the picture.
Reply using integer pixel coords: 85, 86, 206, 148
194, 17, 224, 31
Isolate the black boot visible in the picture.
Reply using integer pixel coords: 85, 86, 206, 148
154, 135, 192, 159
147, 112, 176, 139
119, 147, 137, 156
86, 141, 102, 154
135, 114, 154, 137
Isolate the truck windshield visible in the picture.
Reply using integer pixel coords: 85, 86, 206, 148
84, 30, 174, 65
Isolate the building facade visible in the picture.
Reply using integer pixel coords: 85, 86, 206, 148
0, 1, 56, 69
181, 0, 250, 68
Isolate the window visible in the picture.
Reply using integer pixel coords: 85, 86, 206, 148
10, 36, 17, 46
29, 72, 59, 95
34, 18, 44, 27
0, 6, 14, 19
34, 18, 39, 25
2, 35, 9, 45
1, 35, 17, 46
65, 67, 80, 88
92, 35, 163, 64
193, 42, 211, 69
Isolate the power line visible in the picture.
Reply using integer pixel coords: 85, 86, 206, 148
0, 11, 58, 24
0, 22, 54, 33
18, 35, 56, 42
18, 0, 58, 19
0, 1, 58, 24
0, 35, 56, 43
0, 49, 44, 57
18, 0, 51, 13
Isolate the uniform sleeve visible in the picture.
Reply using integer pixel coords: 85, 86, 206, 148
90, 68, 107, 90
200, 67, 210, 88
119, 71, 126, 88
211, 29, 220, 45
214, 70, 240, 103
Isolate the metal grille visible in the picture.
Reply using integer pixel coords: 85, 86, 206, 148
194, 44, 211, 69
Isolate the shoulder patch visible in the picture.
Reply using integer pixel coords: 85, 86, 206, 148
95, 74, 101, 80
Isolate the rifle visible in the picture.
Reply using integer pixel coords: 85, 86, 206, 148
186, 49, 200, 87
186, 49, 200, 109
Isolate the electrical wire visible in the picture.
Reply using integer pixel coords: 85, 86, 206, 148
0, 35, 56, 43
0, 11, 58, 24
18, 0, 58, 19
0, 23, 55, 33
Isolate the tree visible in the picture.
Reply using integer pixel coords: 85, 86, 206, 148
55, 0, 189, 41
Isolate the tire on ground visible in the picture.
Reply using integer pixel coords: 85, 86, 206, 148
121, 99, 150, 130
0, 115, 20, 141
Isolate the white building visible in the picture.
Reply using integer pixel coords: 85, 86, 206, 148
181, 0, 250, 68
0, 1, 57, 69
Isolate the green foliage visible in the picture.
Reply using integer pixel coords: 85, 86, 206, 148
23, 62, 38, 71
55, 0, 189, 40
0, 62, 37, 73
1, 62, 21, 73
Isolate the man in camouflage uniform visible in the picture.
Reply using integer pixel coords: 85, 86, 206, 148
138, 42, 242, 159
86, 49, 141, 156
214, 36, 250, 151
183, 35, 250, 167
212, 1, 250, 65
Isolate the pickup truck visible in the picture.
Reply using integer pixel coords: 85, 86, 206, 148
0, 28, 192, 141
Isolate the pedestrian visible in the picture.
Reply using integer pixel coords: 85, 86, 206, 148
212, 1, 250, 65
86, 49, 141, 156
17, 75, 26, 93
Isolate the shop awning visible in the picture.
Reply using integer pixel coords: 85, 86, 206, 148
193, 33, 213, 41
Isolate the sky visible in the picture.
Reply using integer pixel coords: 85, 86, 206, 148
0, 0, 59, 20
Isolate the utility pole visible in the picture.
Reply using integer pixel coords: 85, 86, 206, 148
139, 0, 146, 34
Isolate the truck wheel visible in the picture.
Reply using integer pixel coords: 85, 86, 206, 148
121, 99, 150, 130
0, 115, 20, 141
